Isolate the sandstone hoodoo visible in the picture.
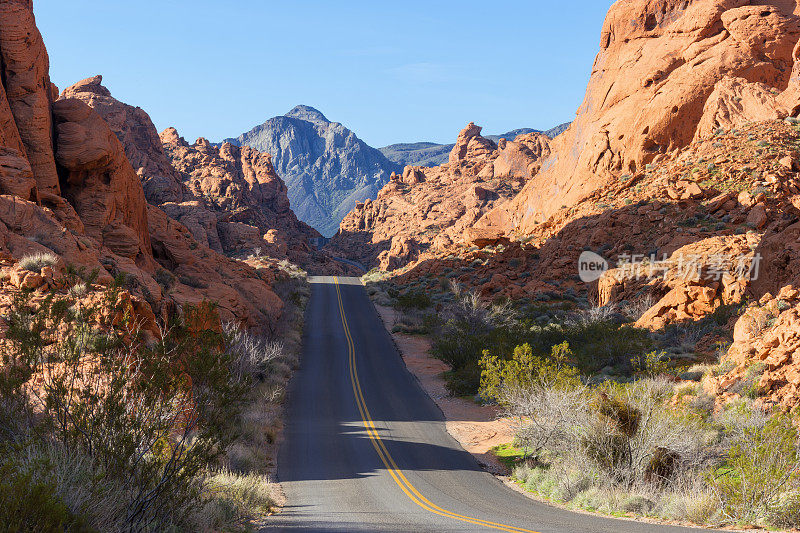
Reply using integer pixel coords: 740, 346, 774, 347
378, 123, 569, 168
229, 105, 401, 237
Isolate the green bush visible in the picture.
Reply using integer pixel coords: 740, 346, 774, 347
0, 459, 91, 532
714, 413, 800, 525
444, 362, 482, 397
631, 351, 671, 377
395, 290, 432, 310
433, 310, 651, 395
479, 341, 580, 404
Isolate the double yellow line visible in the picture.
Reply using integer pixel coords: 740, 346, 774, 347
333, 278, 540, 532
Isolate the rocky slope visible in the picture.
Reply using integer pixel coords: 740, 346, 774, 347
327, 123, 551, 269
0, 2, 286, 331
379, 124, 569, 168
336, 0, 800, 410
385, 118, 800, 407
60, 76, 350, 275
481, 0, 800, 235
229, 105, 401, 237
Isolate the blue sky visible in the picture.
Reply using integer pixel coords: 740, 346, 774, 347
35, 1, 615, 147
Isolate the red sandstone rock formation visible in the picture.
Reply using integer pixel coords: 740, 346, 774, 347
61, 76, 350, 275
0, 2, 284, 330
486, 0, 800, 235
328, 123, 550, 270
0, 0, 60, 195
160, 129, 352, 273
61, 75, 187, 205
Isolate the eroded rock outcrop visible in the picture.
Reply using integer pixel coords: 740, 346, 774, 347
62, 77, 349, 274
328, 123, 550, 270
0, 1, 285, 331
52, 98, 152, 263
61, 75, 186, 205
0, 0, 60, 195
161, 129, 352, 273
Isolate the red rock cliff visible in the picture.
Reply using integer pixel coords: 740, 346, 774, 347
490, 0, 800, 234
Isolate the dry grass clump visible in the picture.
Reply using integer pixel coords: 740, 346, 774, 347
18, 251, 58, 272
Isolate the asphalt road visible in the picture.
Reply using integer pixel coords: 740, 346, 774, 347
266, 276, 719, 533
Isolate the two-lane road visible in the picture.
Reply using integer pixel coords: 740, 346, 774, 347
266, 277, 717, 532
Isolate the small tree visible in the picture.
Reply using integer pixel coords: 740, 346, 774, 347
479, 341, 581, 405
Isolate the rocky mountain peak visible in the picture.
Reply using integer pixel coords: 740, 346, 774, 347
232, 107, 400, 236
285, 105, 329, 124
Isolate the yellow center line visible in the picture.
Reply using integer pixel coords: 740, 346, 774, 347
334, 277, 541, 533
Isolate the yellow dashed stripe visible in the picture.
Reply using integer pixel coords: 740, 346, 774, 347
334, 278, 540, 533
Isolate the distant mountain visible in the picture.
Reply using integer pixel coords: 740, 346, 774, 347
379, 123, 570, 168
542, 122, 571, 139
377, 142, 453, 168
227, 105, 401, 237
484, 128, 538, 143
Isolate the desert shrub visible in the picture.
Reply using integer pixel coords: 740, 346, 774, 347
504, 374, 800, 528
631, 351, 672, 378
713, 412, 800, 525
0, 457, 90, 532
18, 251, 58, 272
392, 308, 438, 335
431, 290, 521, 377
433, 286, 651, 395
479, 341, 580, 404
224, 322, 286, 383
567, 303, 619, 327
619, 294, 655, 322
275, 259, 306, 279
395, 290, 432, 311
443, 361, 482, 397
507, 378, 710, 487
0, 288, 245, 531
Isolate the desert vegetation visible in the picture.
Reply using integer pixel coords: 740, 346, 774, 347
0, 266, 309, 532
365, 275, 800, 528
484, 355, 800, 529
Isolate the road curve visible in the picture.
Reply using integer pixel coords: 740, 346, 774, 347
265, 276, 718, 533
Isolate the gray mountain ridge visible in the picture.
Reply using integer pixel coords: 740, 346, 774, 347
225, 105, 401, 237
